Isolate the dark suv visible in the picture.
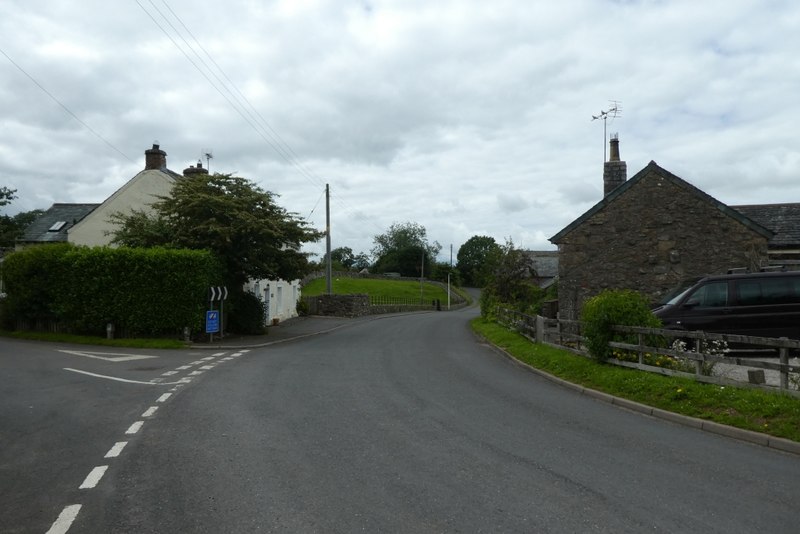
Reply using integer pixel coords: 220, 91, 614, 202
652, 271, 800, 340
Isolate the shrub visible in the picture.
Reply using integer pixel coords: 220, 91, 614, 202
226, 290, 266, 335
581, 289, 661, 362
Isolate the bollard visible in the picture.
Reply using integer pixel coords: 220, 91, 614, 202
183, 326, 191, 343
106, 323, 115, 340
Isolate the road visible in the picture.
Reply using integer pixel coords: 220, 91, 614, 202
2, 306, 800, 533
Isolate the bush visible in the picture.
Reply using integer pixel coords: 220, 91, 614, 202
2, 245, 222, 337
581, 289, 661, 362
226, 290, 266, 335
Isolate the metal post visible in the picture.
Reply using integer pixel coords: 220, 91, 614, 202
779, 338, 789, 390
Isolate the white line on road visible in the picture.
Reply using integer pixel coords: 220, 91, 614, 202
241, 349, 250, 353
58, 349, 157, 362
213, 352, 227, 357
79, 465, 108, 489
126, 421, 144, 435
232, 352, 243, 357
64, 368, 160, 385
161, 370, 178, 376
46, 504, 82, 534
104, 442, 128, 458
201, 356, 217, 361
189, 370, 204, 376
176, 365, 193, 370
199, 365, 215, 370
190, 360, 205, 365
157, 393, 172, 403
141, 406, 158, 417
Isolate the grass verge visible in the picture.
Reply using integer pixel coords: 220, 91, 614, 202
471, 318, 800, 443
0, 330, 188, 349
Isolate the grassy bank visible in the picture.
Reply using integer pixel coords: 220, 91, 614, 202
0, 330, 188, 349
303, 276, 451, 302
472, 318, 800, 443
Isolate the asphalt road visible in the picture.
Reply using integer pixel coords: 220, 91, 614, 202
3, 306, 800, 533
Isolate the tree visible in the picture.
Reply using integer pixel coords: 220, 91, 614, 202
0, 188, 44, 248
371, 222, 441, 277
328, 246, 371, 272
456, 235, 501, 287
110, 173, 323, 286
0, 187, 16, 207
479, 239, 542, 318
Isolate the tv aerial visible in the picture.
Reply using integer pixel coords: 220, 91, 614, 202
201, 148, 213, 172
591, 101, 622, 162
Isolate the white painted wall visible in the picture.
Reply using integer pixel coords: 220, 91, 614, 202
68, 169, 177, 246
244, 278, 301, 324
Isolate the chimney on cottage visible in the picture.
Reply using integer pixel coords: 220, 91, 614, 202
603, 134, 627, 196
145, 142, 167, 170
183, 160, 210, 177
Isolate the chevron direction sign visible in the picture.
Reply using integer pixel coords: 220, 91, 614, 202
209, 286, 228, 302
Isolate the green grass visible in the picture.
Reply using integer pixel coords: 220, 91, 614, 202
0, 330, 188, 349
472, 318, 800, 442
303, 276, 451, 302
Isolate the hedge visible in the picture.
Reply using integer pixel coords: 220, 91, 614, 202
2, 245, 222, 337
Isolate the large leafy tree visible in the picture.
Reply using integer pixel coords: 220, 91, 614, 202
371, 221, 441, 277
456, 235, 501, 287
328, 246, 371, 271
480, 239, 544, 317
110, 173, 323, 286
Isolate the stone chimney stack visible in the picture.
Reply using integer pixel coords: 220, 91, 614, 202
183, 160, 210, 177
144, 143, 167, 170
603, 134, 627, 196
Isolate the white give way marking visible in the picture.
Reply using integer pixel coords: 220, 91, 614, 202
57, 350, 158, 362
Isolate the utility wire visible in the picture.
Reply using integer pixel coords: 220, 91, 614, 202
0, 46, 135, 164
141, 1, 386, 234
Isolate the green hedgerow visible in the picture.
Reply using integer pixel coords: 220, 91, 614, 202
581, 289, 661, 362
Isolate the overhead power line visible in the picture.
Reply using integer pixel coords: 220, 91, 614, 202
137, 0, 387, 235
0, 46, 135, 164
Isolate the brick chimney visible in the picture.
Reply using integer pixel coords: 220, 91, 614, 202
183, 160, 209, 177
144, 143, 167, 170
603, 134, 627, 196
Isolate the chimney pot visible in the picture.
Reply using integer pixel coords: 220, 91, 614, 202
603, 135, 626, 196
144, 143, 167, 170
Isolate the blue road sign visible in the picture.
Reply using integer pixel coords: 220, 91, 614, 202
206, 310, 220, 333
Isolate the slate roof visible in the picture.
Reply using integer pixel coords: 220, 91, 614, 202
526, 250, 559, 278
18, 203, 99, 244
550, 161, 774, 243
731, 203, 800, 248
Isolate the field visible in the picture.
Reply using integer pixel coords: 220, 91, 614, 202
302, 276, 452, 302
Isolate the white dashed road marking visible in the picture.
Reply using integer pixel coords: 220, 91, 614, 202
46, 504, 82, 534
125, 421, 144, 435
104, 442, 127, 458
79, 466, 108, 489
48, 350, 248, 533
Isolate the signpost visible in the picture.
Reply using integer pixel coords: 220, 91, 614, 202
207, 286, 228, 342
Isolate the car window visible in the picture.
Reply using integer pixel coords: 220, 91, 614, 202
739, 278, 798, 305
685, 281, 728, 307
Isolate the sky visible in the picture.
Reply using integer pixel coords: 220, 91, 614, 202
1, 0, 799, 262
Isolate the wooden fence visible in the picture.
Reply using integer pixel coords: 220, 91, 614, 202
495, 307, 800, 395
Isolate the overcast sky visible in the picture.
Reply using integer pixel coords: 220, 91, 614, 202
2, 0, 798, 261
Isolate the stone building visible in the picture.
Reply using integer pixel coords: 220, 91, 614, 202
549, 137, 773, 321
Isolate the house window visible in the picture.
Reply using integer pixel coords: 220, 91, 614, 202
48, 221, 67, 232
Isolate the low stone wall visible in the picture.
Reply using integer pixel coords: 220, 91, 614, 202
304, 294, 371, 317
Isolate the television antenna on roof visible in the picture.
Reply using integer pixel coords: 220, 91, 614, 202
591, 100, 622, 162
201, 148, 213, 172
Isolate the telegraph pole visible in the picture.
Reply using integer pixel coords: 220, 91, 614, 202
325, 184, 332, 295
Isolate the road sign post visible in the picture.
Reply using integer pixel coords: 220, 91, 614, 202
208, 286, 228, 341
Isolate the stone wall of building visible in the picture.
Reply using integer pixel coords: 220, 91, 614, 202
557, 171, 769, 320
